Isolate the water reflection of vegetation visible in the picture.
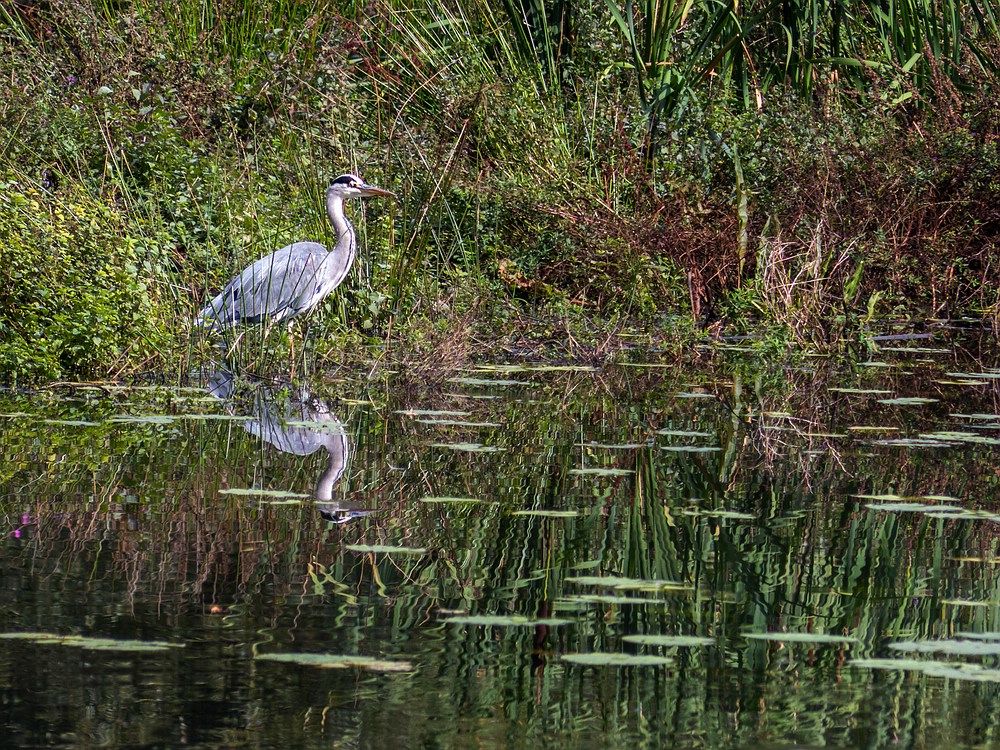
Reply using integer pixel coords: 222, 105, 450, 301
3, 352, 1000, 745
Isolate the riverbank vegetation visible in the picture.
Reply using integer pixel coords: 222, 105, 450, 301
1, 0, 999, 383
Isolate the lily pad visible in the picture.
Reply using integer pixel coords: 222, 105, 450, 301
889, 639, 1000, 656
510, 509, 579, 518
396, 409, 470, 417
560, 594, 667, 605
660, 446, 721, 453
561, 652, 672, 666
877, 397, 939, 406
622, 635, 715, 648
256, 653, 413, 671
865, 502, 961, 513
181, 414, 252, 421
828, 388, 893, 395
448, 377, 528, 387
871, 438, 950, 448
431, 442, 503, 453
219, 488, 310, 499
850, 658, 1000, 682
569, 468, 634, 476
0, 633, 179, 651
657, 429, 715, 438
584, 442, 650, 449
921, 431, 1000, 446
566, 576, 689, 592
442, 615, 574, 627
416, 419, 501, 428
682, 509, 755, 520
109, 415, 176, 425
420, 496, 490, 504
743, 632, 858, 644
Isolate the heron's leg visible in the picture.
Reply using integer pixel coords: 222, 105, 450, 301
300, 320, 313, 378
288, 322, 297, 380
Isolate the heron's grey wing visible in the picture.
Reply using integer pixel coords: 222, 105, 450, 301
196, 242, 329, 328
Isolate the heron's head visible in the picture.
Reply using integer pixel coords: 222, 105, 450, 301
327, 173, 394, 200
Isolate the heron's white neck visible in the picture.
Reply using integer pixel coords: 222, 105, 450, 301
326, 194, 356, 256
321, 192, 357, 292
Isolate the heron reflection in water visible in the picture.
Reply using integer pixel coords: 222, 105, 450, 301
207, 371, 373, 524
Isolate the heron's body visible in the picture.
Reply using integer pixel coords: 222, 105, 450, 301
195, 174, 392, 331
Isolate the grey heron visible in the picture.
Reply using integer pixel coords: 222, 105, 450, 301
195, 173, 394, 331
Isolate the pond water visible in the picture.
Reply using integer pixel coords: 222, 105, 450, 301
3, 326, 1000, 749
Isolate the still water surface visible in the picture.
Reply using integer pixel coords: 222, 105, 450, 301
3, 330, 1000, 748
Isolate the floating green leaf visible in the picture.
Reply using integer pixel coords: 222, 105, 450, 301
890, 640, 1000, 656
396, 409, 470, 417
566, 576, 689, 591
443, 615, 574, 627
219, 488, 310, 499
871, 438, 950, 447
584, 442, 650, 449
921, 431, 1000, 446
657, 429, 714, 438
420, 496, 491, 504
865, 502, 961, 513
743, 632, 858, 644
682, 509, 755, 520
851, 658, 1000, 682
0, 633, 179, 651
560, 594, 666, 605
561, 652, 672, 666
181, 414, 251, 421
511, 509, 579, 518
431, 442, 502, 453
448, 377, 528, 387
416, 419, 501, 427
256, 653, 413, 671
956, 632, 1000, 641
623, 635, 715, 647
109, 415, 176, 425
569, 467, 634, 476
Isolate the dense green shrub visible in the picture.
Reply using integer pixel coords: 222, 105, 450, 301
0, 179, 169, 382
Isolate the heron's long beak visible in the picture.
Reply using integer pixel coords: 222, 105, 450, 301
360, 184, 395, 198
